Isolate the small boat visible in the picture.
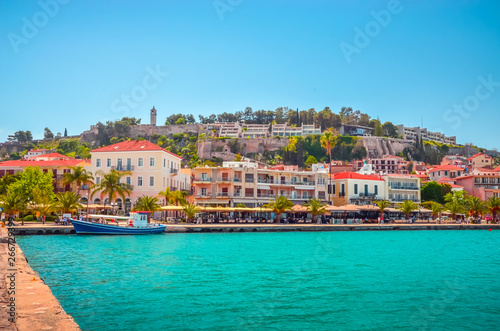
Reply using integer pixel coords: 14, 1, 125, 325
71, 212, 166, 235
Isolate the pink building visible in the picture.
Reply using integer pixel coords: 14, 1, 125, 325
454, 173, 500, 200
428, 165, 464, 182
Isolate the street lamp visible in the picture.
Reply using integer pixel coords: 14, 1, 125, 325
85, 192, 89, 221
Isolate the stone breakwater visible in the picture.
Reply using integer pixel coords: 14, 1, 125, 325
0, 227, 80, 331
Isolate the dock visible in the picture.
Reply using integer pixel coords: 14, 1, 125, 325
8, 222, 500, 235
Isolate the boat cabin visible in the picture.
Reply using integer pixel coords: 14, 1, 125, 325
128, 212, 150, 228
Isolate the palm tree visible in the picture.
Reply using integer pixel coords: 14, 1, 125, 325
444, 200, 464, 223
62, 166, 94, 195
54, 191, 83, 215
303, 198, 327, 223
486, 196, 500, 223
320, 129, 338, 205
263, 196, 294, 223
181, 202, 200, 223
91, 169, 132, 212
170, 190, 188, 206
0, 191, 27, 223
398, 200, 419, 220
158, 187, 173, 206
467, 196, 487, 222
133, 195, 162, 213
374, 200, 391, 222
429, 201, 444, 223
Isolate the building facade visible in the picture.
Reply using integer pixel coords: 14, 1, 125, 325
192, 161, 328, 207
382, 174, 421, 204
329, 172, 386, 205
87, 140, 190, 212
396, 125, 457, 145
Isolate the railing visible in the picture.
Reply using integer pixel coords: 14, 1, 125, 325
113, 165, 134, 171
170, 168, 178, 174
233, 192, 242, 197
233, 178, 242, 182
196, 193, 211, 197
389, 185, 419, 190
256, 179, 315, 186
339, 192, 346, 197
359, 193, 377, 198
217, 192, 230, 197
194, 177, 212, 182
217, 177, 231, 182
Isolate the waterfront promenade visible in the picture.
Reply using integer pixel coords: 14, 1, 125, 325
9, 222, 500, 235
0, 227, 80, 330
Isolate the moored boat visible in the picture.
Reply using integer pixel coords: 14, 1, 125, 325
72, 212, 166, 235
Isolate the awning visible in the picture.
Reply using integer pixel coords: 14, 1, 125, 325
295, 186, 315, 190
257, 185, 271, 190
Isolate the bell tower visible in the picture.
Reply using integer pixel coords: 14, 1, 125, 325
150, 106, 157, 126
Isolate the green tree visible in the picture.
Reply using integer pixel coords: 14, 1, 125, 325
444, 199, 464, 222
133, 195, 162, 213
32, 187, 56, 220
54, 191, 83, 214
398, 200, 419, 220
305, 155, 318, 168
303, 198, 327, 222
429, 201, 444, 221
62, 166, 94, 195
467, 196, 487, 220
0, 191, 27, 221
374, 200, 391, 221
64, 128, 68, 137
91, 169, 132, 208
181, 202, 200, 223
421, 181, 451, 204
374, 120, 384, 137
8, 166, 55, 202
264, 196, 294, 223
0, 173, 19, 195
320, 129, 338, 204
486, 196, 500, 223
44, 127, 54, 139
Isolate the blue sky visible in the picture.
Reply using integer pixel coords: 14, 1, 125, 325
1, 0, 499, 149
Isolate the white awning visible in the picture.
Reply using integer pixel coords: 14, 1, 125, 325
295, 186, 315, 190
257, 185, 271, 190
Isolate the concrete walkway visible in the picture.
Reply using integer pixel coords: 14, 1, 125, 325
0, 227, 80, 330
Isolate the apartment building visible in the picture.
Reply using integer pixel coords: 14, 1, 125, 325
0, 157, 89, 193
271, 124, 322, 137
428, 165, 464, 182
192, 161, 328, 207
467, 153, 494, 170
396, 125, 457, 145
329, 172, 385, 206
454, 172, 500, 200
87, 140, 190, 212
353, 155, 409, 175
382, 174, 421, 204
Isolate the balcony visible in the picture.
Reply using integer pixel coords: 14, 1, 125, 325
233, 192, 242, 197
170, 168, 178, 175
216, 192, 230, 197
196, 192, 212, 197
233, 178, 242, 182
194, 177, 212, 182
217, 177, 231, 182
389, 185, 419, 190
113, 165, 134, 171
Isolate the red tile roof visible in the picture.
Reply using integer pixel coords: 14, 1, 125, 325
332, 172, 384, 181
467, 153, 492, 161
28, 152, 70, 160
0, 159, 87, 167
91, 140, 182, 159
428, 165, 463, 172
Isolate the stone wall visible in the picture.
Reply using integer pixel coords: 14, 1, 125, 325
361, 137, 415, 158
197, 138, 288, 160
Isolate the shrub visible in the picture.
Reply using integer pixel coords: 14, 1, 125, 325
46, 215, 56, 222
23, 215, 34, 222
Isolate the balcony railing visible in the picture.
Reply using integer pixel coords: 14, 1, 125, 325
217, 192, 230, 197
196, 192, 212, 197
194, 177, 212, 182
389, 185, 419, 190
256, 179, 315, 186
170, 169, 178, 174
113, 165, 134, 171
233, 178, 242, 182
217, 177, 231, 182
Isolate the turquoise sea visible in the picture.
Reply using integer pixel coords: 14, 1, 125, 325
17, 231, 500, 330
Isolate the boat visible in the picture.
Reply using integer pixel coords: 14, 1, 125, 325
71, 212, 167, 235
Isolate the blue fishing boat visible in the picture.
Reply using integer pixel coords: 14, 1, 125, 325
71, 212, 166, 235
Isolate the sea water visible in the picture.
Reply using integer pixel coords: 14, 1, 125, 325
17, 230, 500, 330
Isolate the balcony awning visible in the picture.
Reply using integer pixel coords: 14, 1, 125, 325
294, 186, 315, 190
257, 185, 271, 190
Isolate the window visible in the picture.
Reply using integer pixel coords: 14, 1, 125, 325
137, 176, 143, 187
150, 157, 155, 167
126, 158, 132, 170
126, 177, 131, 185
364, 184, 368, 195
149, 176, 154, 186
201, 188, 207, 196
354, 184, 358, 195
96, 158, 101, 167
107, 158, 111, 167
138, 158, 143, 167
341, 184, 345, 196
245, 188, 254, 197
96, 177, 101, 184
374, 185, 378, 195
163, 158, 166, 167
245, 174, 254, 182
117, 158, 123, 170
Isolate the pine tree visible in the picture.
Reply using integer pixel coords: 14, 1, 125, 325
64, 128, 68, 137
